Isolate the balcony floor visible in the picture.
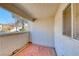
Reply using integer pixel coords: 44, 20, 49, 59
15, 43, 56, 56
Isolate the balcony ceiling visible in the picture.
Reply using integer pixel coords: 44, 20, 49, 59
14, 3, 60, 19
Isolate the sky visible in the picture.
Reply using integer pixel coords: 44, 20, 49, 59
0, 7, 16, 24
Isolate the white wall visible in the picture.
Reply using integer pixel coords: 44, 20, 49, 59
54, 3, 79, 56
31, 17, 54, 47
0, 33, 29, 56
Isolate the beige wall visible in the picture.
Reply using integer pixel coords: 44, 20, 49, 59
54, 3, 79, 56
0, 33, 29, 56
31, 17, 55, 47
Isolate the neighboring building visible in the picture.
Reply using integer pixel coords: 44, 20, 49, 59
2, 24, 15, 32
0, 24, 2, 31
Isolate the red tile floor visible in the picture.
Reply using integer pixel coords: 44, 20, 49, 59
14, 43, 56, 56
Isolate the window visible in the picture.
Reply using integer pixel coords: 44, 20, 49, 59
63, 4, 71, 37
0, 7, 29, 34
73, 4, 79, 40
63, 3, 79, 40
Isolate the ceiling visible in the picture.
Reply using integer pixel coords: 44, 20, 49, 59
14, 3, 60, 19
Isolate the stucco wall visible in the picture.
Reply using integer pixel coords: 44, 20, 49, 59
0, 32, 29, 56
54, 3, 79, 56
31, 17, 55, 47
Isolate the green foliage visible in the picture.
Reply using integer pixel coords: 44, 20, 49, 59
20, 28, 26, 32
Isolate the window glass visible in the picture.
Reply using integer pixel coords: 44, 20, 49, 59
73, 4, 79, 40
